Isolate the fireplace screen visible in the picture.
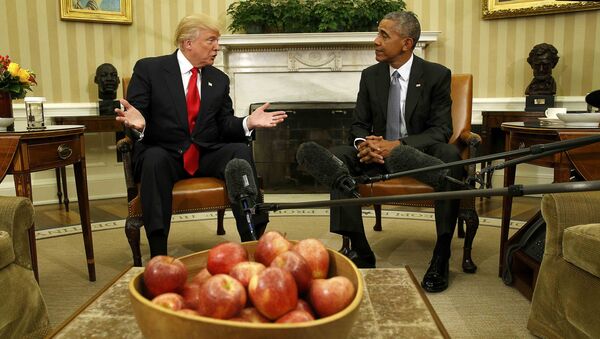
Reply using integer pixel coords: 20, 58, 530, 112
251, 102, 355, 193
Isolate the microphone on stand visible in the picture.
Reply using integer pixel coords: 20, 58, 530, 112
224, 158, 259, 241
296, 141, 361, 198
361, 134, 600, 189
255, 180, 600, 212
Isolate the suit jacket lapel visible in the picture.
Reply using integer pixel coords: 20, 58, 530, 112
199, 67, 212, 129
404, 55, 424, 125
375, 63, 390, 123
162, 52, 188, 130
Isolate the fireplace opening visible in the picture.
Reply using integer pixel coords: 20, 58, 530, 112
251, 102, 355, 193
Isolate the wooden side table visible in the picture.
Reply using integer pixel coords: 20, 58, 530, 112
0, 125, 95, 282
52, 116, 123, 211
480, 111, 544, 188
499, 121, 600, 299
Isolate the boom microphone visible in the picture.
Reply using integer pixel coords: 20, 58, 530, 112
224, 158, 258, 240
296, 141, 360, 198
384, 145, 451, 191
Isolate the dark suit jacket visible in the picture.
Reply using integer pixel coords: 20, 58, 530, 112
350, 55, 452, 150
126, 51, 248, 162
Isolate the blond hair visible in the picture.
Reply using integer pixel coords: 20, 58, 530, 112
173, 13, 220, 47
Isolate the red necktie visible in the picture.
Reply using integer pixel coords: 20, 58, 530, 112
183, 67, 201, 175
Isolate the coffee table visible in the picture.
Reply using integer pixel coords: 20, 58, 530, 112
47, 267, 449, 338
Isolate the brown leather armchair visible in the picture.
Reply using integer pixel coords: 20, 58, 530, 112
344, 74, 481, 273
118, 78, 229, 267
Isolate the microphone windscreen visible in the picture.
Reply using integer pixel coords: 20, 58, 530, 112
224, 158, 258, 203
385, 145, 449, 190
296, 141, 350, 189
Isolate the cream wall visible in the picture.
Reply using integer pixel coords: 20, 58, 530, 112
0, 0, 599, 202
1, 0, 599, 102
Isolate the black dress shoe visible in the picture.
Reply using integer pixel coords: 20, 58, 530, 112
345, 250, 376, 268
421, 255, 449, 293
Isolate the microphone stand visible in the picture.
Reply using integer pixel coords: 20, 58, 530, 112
256, 180, 600, 212
361, 134, 600, 188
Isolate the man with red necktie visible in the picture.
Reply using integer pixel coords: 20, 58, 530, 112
115, 13, 287, 257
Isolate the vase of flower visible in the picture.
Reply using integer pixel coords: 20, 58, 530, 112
0, 90, 14, 131
1, 54, 37, 131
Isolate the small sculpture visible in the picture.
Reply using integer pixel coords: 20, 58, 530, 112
94, 63, 120, 115
525, 43, 559, 96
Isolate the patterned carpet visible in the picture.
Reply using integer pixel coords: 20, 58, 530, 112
37, 209, 534, 338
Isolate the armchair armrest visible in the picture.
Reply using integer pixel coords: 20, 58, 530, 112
0, 196, 34, 269
459, 131, 481, 149
116, 136, 138, 202
541, 191, 600, 256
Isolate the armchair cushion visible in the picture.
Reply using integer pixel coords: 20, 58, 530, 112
0, 196, 49, 338
563, 223, 600, 278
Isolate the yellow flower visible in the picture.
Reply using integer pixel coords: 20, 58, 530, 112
7, 62, 20, 76
18, 68, 31, 83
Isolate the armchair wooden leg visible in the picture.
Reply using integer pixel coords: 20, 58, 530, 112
125, 216, 144, 267
216, 209, 226, 235
459, 209, 479, 273
373, 205, 383, 231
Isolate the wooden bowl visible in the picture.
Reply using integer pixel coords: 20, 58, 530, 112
129, 241, 364, 339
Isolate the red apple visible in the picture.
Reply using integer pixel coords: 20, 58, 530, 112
292, 238, 330, 279
270, 250, 313, 293
144, 255, 188, 298
177, 308, 201, 317
229, 261, 266, 287
248, 267, 298, 320
206, 242, 249, 275
197, 274, 247, 320
181, 282, 203, 309
275, 309, 315, 323
151, 292, 185, 311
254, 231, 292, 266
190, 268, 211, 287
295, 299, 316, 318
308, 276, 355, 318
237, 307, 270, 323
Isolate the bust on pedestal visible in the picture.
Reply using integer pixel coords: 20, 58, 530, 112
525, 43, 559, 112
95, 63, 120, 116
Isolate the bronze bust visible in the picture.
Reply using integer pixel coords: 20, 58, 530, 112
94, 63, 120, 101
525, 43, 559, 96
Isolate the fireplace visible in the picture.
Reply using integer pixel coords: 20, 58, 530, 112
214, 33, 439, 192
252, 102, 355, 193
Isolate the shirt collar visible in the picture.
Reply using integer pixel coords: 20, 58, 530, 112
389, 54, 414, 81
177, 49, 195, 75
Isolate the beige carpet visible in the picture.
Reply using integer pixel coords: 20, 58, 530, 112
37, 209, 535, 338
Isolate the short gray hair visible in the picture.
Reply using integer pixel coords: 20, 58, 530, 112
382, 11, 421, 50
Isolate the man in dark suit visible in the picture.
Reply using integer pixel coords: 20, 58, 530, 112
115, 13, 287, 257
330, 11, 462, 293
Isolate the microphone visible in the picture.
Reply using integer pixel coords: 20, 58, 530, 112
383, 145, 452, 191
224, 158, 258, 240
296, 141, 360, 198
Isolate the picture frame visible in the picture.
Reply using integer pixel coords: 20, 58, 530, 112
60, 0, 132, 24
482, 0, 600, 20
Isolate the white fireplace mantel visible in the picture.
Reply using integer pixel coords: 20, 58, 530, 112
213, 32, 440, 116
218, 31, 440, 49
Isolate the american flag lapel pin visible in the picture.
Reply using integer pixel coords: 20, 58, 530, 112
208, 82, 213, 87
416, 83, 421, 87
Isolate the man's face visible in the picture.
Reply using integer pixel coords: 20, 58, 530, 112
186, 29, 220, 68
374, 19, 412, 68
531, 53, 553, 79
95, 65, 119, 92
